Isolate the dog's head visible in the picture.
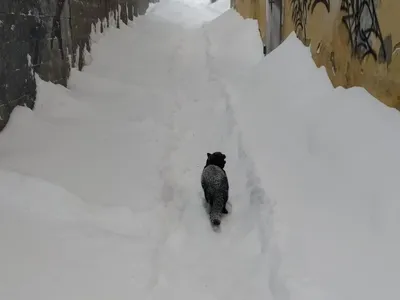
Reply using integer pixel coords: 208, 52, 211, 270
205, 152, 226, 169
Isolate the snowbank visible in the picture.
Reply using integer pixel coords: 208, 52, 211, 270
228, 32, 400, 299
1, 0, 399, 298
208, 0, 231, 14
203, 9, 264, 72
0, 4, 274, 299
148, 0, 227, 27
0, 170, 159, 299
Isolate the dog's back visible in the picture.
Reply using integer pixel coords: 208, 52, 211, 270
201, 164, 229, 226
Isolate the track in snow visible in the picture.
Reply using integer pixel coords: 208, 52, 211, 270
0, 1, 281, 299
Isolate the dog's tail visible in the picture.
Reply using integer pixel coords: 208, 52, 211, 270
210, 214, 221, 226
209, 194, 224, 226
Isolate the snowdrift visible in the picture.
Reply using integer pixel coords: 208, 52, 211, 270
0, 170, 159, 299
228, 32, 400, 300
208, 0, 231, 14
1, 0, 400, 299
148, 0, 229, 27
0, 5, 276, 300
203, 9, 264, 73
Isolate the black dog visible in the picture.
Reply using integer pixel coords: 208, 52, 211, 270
201, 152, 229, 226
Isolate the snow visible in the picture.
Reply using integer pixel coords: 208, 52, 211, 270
1, 0, 400, 299
0, 2, 271, 299
227, 33, 400, 299
149, 0, 230, 27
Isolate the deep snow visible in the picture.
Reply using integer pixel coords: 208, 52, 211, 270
1, 0, 400, 299
226, 32, 400, 300
0, 1, 273, 299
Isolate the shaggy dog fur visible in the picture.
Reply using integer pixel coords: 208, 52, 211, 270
201, 152, 229, 226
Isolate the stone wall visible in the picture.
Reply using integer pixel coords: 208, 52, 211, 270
282, 0, 400, 108
0, 0, 152, 131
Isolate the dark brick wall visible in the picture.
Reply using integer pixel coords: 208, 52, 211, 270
0, 0, 152, 130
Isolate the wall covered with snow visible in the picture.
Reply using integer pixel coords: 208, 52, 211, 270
232, 0, 266, 45
0, 0, 152, 131
282, 0, 400, 109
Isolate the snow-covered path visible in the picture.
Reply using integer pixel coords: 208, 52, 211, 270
0, 1, 276, 299
3, 0, 400, 299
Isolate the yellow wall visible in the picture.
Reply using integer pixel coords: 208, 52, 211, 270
283, 0, 400, 108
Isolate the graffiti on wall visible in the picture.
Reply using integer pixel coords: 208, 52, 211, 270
309, 0, 330, 13
290, 0, 309, 40
341, 0, 392, 63
290, 0, 330, 41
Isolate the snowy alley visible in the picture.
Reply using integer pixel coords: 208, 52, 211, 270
1, 0, 400, 299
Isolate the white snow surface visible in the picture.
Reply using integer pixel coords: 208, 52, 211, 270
1, 0, 400, 299
226, 33, 400, 300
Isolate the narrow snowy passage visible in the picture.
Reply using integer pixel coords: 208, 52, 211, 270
3, 0, 399, 299
0, 1, 275, 299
